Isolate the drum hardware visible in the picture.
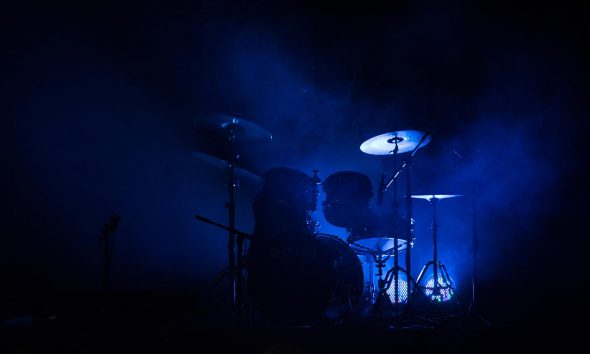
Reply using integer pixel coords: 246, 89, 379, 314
412, 195, 463, 312
464, 187, 492, 326
194, 214, 254, 317
365, 130, 431, 310
98, 214, 120, 312
192, 114, 272, 320
194, 214, 253, 241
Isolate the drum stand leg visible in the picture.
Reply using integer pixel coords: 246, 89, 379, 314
412, 197, 462, 320
194, 211, 253, 323
466, 195, 491, 327
369, 244, 421, 322
374, 144, 423, 322
371, 132, 431, 324
370, 252, 397, 319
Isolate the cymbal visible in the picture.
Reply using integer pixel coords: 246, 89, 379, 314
350, 237, 408, 255
195, 114, 272, 143
360, 130, 431, 155
190, 150, 261, 182
410, 194, 463, 201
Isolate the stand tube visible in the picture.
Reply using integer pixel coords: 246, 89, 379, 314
227, 163, 238, 315
392, 144, 400, 304
469, 196, 478, 314
432, 198, 439, 295
405, 157, 413, 302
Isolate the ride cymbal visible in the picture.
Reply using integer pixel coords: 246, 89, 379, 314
410, 194, 463, 201
360, 130, 431, 155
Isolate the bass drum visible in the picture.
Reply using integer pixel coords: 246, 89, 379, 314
316, 234, 364, 321
246, 234, 363, 325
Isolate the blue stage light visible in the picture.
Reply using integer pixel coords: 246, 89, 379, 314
386, 277, 408, 303
424, 276, 455, 302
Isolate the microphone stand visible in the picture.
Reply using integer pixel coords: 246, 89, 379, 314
466, 185, 491, 327
98, 214, 120, 312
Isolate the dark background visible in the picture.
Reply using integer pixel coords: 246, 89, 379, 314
1, 0, 588, 334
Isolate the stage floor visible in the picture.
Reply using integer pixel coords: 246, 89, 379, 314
1, 291, 580, 354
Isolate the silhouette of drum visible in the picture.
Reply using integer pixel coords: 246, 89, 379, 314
246, 234, 363, 325
322, 170, 411, 255
322, 171, 374, 229
252, 167, 318, 241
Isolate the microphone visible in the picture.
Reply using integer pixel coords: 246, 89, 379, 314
99, 214, 120, 242
106, 214, 120, 234
377, 172, 385, 206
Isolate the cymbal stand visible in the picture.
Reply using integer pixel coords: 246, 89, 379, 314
370, 138, 404, 318
225, 123, 251, 320
369, 244, 416, 320
414, 197, 460, 316
466, 194, 491, 326
380, 132, 430, 312
469, 195, 477, 314
193, 123, 246, 320
388, 138, 403, 306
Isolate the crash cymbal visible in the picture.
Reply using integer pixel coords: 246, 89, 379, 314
410, 194, 463, 201
360, 130, 431, 155
195, 114, 272, 144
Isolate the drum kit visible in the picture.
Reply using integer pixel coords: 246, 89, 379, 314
194, 114, 468, 326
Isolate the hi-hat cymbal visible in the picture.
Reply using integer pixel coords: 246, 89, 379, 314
410, 194, 463, 201
195, 114, 272, 144
360, 130, 431, 155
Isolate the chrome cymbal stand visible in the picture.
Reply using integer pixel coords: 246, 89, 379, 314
381, 137, 404, 307
414, 196, 461, 317
193, 123, 245, 320
224, 123, 251, 319
466, 193, 491, 326
378, 132, 430, 313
